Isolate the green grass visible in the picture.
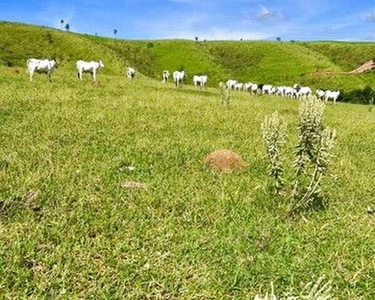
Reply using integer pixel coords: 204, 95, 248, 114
1, 21, 375, 298
2, 21, 375, 96
1, 63, 375, 299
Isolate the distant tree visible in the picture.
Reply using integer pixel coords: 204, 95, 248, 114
65, 23, 70, 31
240, 38, 243, 41
60, 19, 64, 30
276, 37, 281, 42
195, 36, 198, 42
113, 29, 118, 38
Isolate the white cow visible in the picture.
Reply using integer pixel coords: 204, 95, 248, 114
324, 90, 340, 104
262, 84, 273, 95
234, 82, 244, 91
226, 79, 237, 90
173, 71, 185, 87
126, 67, 135, 80
283, 86, 296, 98
193, 75, 208, 90
249, 83, 258, 94
316, 89, 326, 100
162, 70, 170, 83
27, 58, 57, 82
76, 60, 104, 82
297, 86, 312, 99
293, 84, 312, 99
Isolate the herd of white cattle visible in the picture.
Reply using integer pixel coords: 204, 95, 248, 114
225, 80, 340, 104
26, 58, 340, 103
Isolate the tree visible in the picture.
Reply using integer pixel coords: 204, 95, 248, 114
65, 23, 70, 31
60, 19, 64, 30
113, 29, 118, 38
276, 37, 281, 42
195, 36, 198, 42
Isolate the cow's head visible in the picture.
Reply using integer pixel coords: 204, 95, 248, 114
98, 60, 104, 68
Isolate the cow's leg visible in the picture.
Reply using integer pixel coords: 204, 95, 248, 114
29, 70, 33, 82
93, 70, 96, 82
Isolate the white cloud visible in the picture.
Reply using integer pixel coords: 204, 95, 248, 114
255, 6, 283, 22
365, 9, 375, 22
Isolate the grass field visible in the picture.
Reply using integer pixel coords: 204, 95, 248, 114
1, 21, 375, 299
1, 63, 375, 299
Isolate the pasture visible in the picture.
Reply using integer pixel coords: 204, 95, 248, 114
1, 63, 375, 298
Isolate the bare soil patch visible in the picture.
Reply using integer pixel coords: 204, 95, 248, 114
204, 149, 246, 173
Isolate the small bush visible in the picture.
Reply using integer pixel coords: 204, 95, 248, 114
261, 97, 336, 213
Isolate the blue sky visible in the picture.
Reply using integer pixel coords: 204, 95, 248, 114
1, 0, 375, 41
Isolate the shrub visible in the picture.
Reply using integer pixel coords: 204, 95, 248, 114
218, 82, 231, 105
261, 97, 336, 213
261, 111, 287, 194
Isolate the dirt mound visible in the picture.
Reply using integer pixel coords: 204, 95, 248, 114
204, 149, 246, 173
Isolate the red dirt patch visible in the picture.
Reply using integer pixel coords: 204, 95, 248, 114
313, 60, 375, 77
204, 149, 246, 173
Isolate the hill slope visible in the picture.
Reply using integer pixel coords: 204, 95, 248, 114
1, 21, 375, 100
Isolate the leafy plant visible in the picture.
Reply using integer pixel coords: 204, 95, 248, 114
261, 97, 336, 213
254, 276, 333, 299
219, 81, 231, 105
261, 111, 287, 194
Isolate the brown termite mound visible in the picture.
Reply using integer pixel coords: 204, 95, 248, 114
204, 149, 246, 173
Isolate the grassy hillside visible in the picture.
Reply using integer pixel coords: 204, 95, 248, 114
2, 21, 375, 101
1, 60, 375, 298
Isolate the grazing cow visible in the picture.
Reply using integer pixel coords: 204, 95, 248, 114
257, 84, 264, 95
162, 70, 170, 83
193, 75, 208, 90
226, 79, 237, 90
283, 86, 296, 98
316, 89, 326, 100
126, 67, 135, 80
234, 82, 244, 91
76, 60, 104, 82
262, 84, 273, 95
324, 90, 340, 104
297, 86, 312, 99
249, 83, 258, 94
173, 71, 185, 87
293, 84, 312, 99
244, 83, 252, 92
27, 58, 57, 82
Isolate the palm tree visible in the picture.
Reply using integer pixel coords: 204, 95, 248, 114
113, 29, 118, 38
60, 19, 64, 30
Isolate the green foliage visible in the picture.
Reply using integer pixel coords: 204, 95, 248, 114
218, 81, 231, 105
261, 111, 287, 193
291, 97, 336, 212
262, 98, 336, 212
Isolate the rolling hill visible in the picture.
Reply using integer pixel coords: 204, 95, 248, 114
2, 21, 375, 102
